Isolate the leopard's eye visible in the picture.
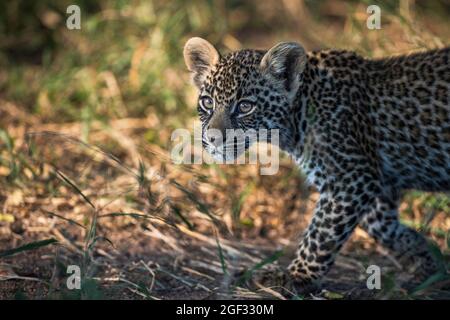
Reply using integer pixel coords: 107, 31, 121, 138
237, 100, 255, 115
199, 96, 214, 111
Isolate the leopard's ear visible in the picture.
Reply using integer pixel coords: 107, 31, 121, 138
183, 37, 220, 88
260, 42, 306, 94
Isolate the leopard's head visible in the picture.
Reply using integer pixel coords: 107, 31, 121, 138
183, 37, 307, 161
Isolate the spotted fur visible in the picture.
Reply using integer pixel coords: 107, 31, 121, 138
184, 37, 450, 288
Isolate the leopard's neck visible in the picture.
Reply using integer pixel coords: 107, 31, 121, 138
279, 57, 328, 164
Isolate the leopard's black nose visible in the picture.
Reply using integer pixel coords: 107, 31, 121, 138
206, 128, 224, 147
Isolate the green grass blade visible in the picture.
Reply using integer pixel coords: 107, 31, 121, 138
446, 230, 450, 250
214, 231, 228, 275
236, 250, 284, 286
0, 238, 58, 258
170, 179, 217, 223
43, 210, 86, 229
410, 272, 450, 295
54, 168, 95, 209
231, 183, 253, 222
170, 204, 194, 230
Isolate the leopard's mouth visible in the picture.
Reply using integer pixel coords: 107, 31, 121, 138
203, 139, 252, 162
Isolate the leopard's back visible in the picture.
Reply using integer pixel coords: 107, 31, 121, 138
366, 48, 450, 191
